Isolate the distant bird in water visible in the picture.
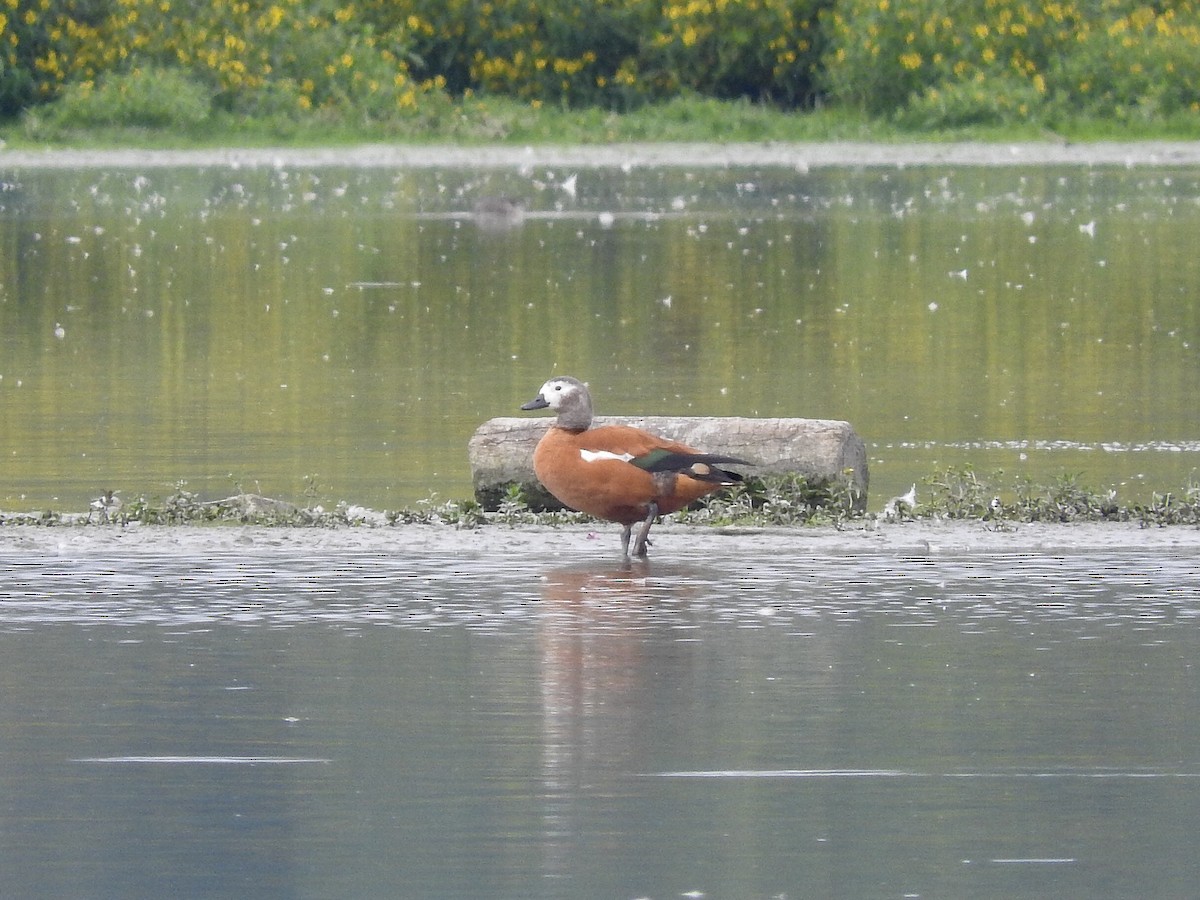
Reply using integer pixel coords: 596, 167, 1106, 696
472, 196, 526, 230
520, 376, 747, 558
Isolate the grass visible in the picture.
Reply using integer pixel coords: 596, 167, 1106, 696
4, 469, 1198, 529
5, 94, 1200, 151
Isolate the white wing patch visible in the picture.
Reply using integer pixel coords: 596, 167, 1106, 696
580, 449, 635, 463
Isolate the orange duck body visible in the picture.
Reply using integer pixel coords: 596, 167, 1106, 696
521, 376, 747, 557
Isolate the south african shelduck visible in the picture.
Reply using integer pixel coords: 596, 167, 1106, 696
520, 376, 747, 557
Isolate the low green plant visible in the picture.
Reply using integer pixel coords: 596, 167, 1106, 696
919, 465, 997, 519
29, 67, 212, 134
913, 466, 1200, 526
387, 495, 488, 529
677, 472, 861, 528
5, 470, 1200, 530
1008, 473, 1118, 523
898, 73, 1050, 129
1133, 480, 1200, 527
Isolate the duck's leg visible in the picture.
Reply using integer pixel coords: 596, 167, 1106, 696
631, 502, 658, 558
620, 523, 633, 557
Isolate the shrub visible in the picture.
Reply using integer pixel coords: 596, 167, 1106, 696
5, 0, 1199, 129
1, 0, 108, 116
821, 0, 1200, 127
38, 66, 212, 129
648, 0, 831, 106
1048, 4, 1200, 120
380, 0, 828, 109
10, 0, 444, 126
898, 71, 1049, 128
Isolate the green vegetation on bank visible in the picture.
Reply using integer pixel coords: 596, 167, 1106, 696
4, 469, 1198, 529
3, 0, 1199, 146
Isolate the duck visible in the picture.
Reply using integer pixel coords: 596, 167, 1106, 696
520, 376, 747, 557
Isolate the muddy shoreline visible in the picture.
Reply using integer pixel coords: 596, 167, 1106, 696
2, 520, 1198, 558
4, 140, 1200, 170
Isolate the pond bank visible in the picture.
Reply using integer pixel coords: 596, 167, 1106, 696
5, 140, 1200, 170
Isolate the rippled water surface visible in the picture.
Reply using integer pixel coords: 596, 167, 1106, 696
2, 527, 1198, 898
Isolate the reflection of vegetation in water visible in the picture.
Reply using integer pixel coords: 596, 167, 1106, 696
4, 167, 1200, 512
5, 469, 1199, 528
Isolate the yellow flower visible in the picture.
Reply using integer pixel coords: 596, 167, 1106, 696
899, 51, 922, 70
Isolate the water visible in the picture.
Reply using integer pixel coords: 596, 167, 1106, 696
3, 154, 1200, 896
2, 526, 1199, 898
2, 162, 1200, 512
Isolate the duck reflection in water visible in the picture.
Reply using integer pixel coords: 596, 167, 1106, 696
534, 559, 705, 878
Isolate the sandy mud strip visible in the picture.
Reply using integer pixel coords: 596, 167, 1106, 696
1, 520, 1198, 561
5, 141, 1200, 171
